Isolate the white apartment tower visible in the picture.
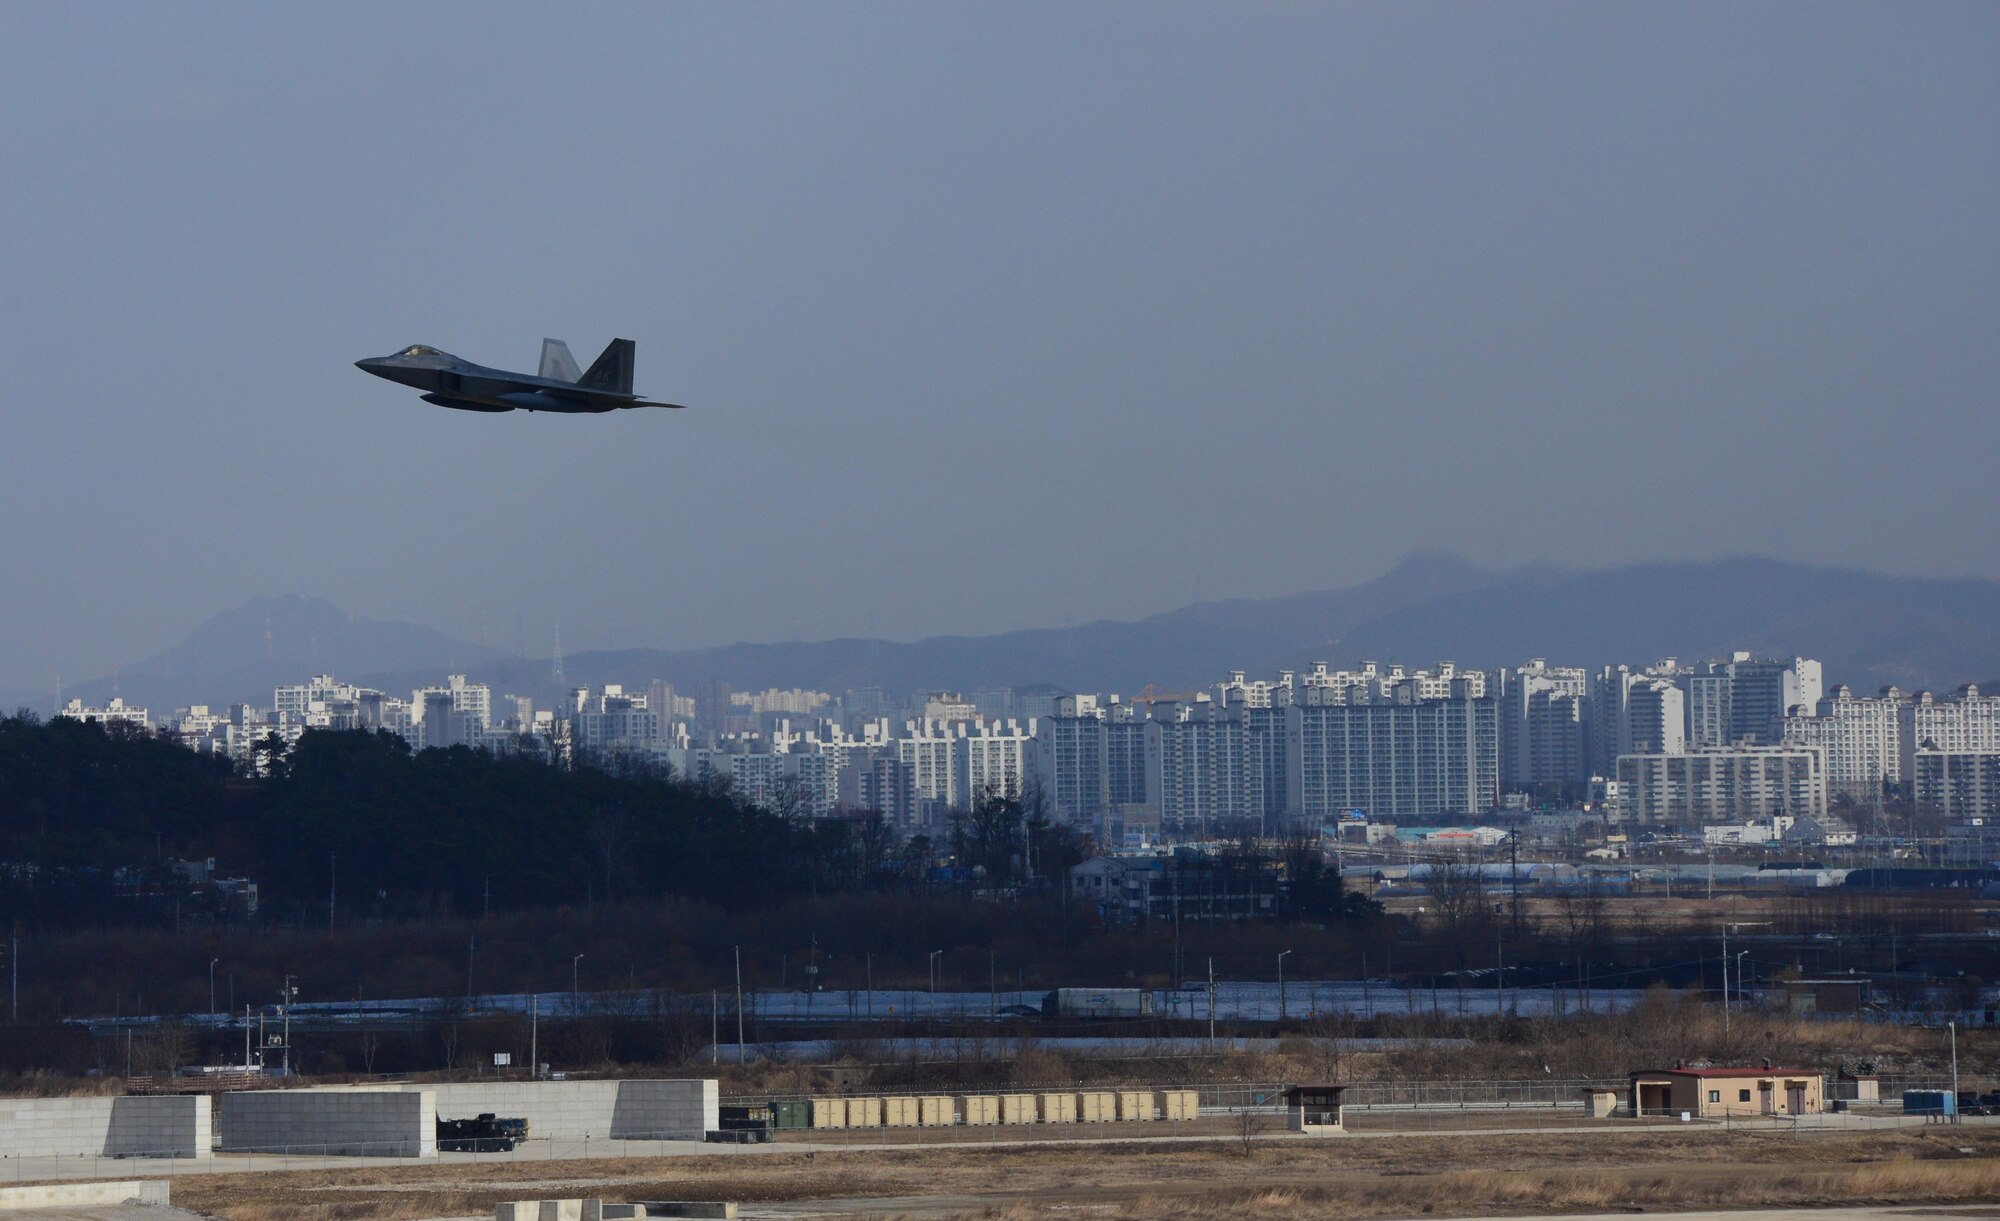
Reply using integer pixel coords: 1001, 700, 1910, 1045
1783, 685, 1903, 800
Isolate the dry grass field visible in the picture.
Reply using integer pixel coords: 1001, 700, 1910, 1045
161, 1123, 2000, 1221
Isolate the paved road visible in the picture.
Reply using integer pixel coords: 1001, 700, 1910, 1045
5, 1111, 1964, 1186
0, 1200, 195, 1208
742, 1204, 2000, 1221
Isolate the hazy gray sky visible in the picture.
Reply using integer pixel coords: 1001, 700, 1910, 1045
1, 2, 1994, 690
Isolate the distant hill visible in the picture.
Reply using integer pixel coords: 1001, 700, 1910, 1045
1333, 558, 2000, 695
10, 557, 1999, 713
3, 596, 507, 714
556, 556, 2000, 697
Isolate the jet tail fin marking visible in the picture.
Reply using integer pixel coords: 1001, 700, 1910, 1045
539, 339, 582, 383
578, 338, 635, 395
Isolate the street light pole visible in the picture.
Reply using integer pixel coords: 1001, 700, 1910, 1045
572, 954, 584, 1015
1735, 950, 1749, 1032
929, 950, 943, 996
733, 946, 745, 1065
208, 959, 220, 1027
1277, 951, 1292, 1024
1950, 1021, 1960, 1125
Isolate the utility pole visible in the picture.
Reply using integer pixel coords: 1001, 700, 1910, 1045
1277, 950, 1291, 1024
280, 976, 297, 1076
710, 991, 718, 1066
733, 946, 745, 1065
530, 994, 538, 1079
10, 923, 17, 1024
1950, 1022, 1960, 1125
1508, 829, 1521, 941
208, 958, 220, 1028
329, 852, 337, 931
1207, 958, 1216, 1052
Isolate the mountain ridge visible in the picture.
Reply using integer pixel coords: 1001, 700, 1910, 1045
9, 556, 1998, 713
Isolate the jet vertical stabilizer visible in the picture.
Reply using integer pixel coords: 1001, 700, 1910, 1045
578, 338, 635, 395
539, 339, 582, 383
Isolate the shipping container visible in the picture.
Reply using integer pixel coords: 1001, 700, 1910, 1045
883, 1097, 919, 1127
1001, 1094, 1037, 1124
810, 1097, 847, 1129
961, 1095, 1000, 1126
1117, 1090, 1153, 1121
1078, 1092, 1117, 1122
773, 1100, 812, 1131
847, 1097, 883, 1128
1158, 1089, 1199, 1121
1039, 1092, 1078, 1123
919, 1095, 956, 1126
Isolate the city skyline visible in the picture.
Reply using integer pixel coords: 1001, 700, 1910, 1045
45, 646, 2000, 852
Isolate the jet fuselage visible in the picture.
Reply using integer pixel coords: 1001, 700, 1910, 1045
354, 340, 684, 413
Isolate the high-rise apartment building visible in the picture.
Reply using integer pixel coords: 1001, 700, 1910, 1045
1782, 685, 1902, 800
1495, 659, 1589, 789
1285, 679, 1498, 820
1616, 745, 1827, 825
1912, 750, 2000, 823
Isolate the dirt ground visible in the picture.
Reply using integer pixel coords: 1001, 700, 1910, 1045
162, 1122, 2000, 1221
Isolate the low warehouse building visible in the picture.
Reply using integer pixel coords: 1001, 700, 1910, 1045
1629, 1068, 1824, 1118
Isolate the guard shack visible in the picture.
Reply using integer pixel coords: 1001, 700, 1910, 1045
1284, 1085, 1346, 1135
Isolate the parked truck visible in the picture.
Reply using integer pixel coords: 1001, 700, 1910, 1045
436, 1113, 528, 1152
1041, 988, 1154, 1019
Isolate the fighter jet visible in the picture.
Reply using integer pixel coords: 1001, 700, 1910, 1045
354, 338, 687, 413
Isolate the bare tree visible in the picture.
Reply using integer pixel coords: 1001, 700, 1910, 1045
771, 774, 814, 822
1425, 855, 1491, 969
1237, 1107, 1268, 1157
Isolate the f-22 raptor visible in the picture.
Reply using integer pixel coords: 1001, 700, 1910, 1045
355, 338, 687, 413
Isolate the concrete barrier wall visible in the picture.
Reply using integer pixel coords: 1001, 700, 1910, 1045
107, 1095, 211, 1157
410, 1080, 716, 1142
0, 1180, 170, 1211
0, 1096, 210, 1159
218, 1089, 435, 1156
